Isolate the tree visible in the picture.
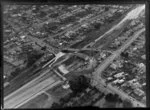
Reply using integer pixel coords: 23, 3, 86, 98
121, 52, 129, 58
105, 93, 114, 102
51, 102, 60, 109
11, 67, 21, 77
41, 46, 46, 51
94, 23, 101, 30
18, 45, 44, 67
122, 99, 133, 108
79, 75, 90, 89
39, 11, 47, 18
50, 12, 59, 18
105, 93, 120, 102
69, 75, 90, 94
26, 50, 44, 67
104, 93, 123, 108
107, 18, 114, 23
105, 7, 109, 11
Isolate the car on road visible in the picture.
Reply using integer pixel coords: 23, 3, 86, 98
62, 81, 70, 89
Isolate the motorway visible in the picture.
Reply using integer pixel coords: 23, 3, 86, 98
5, 75, 62, 108
4, 63, 61, 108
4, 52, 63, 96
4, 50, 90, 108
4, 52, 66, 108
3, 51, 91, 108
92, 28, 145, 107
4, 5, 145, 108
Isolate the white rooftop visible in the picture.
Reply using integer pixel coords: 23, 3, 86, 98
58, 65, 69, 75
20, 35, 26, 39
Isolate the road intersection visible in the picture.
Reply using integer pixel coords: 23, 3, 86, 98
4, 5, 146, 108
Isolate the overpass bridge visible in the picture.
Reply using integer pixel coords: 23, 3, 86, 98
27, 34, 59, 54
62, 48, 100, 52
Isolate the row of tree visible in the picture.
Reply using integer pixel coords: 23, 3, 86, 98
105, 93, 133, 107
51, 75, 91, 108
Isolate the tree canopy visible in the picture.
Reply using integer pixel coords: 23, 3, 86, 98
69, 75, 90, 94
122, 99, 133, 108
105, 93, 121, 102
19, 44, 44, 67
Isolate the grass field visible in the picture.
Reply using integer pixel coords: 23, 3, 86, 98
46, 83, 72, 103
20, 93, 49, 108
93, 20, 131, 48
70, 8, 134, 49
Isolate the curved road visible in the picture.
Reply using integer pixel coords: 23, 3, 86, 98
4, 5, 145, 108
93, 28, 145, 107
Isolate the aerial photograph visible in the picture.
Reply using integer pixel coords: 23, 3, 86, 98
3, 4, 146, 108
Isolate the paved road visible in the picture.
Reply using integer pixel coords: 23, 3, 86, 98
63, 48, 99, 52
4, 52, 67, 108
4, 5, 145, 108
31, 9, 112, 54
4, 66, 62, 108
4, 74, 62, 108
27, 35, 59, 54
93, 28, 145, 107
27, 11, 105, 54
27, 10, 109, 54
4, 51, 91, 108
84, 5, 145, 49
43, 9, 112, 41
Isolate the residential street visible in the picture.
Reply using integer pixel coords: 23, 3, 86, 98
83, 5, 145, 49
3, 4, 146, 108
93, 28, 145, 107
